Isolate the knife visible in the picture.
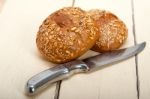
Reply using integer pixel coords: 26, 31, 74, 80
26, 42, 146, 95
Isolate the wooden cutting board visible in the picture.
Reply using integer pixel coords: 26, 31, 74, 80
0, 0, 149, 99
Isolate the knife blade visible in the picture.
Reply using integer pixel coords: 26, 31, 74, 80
26, 42, 146, 95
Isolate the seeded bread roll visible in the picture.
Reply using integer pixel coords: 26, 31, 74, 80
89, 9, 128, 52
36, 7, 99, 63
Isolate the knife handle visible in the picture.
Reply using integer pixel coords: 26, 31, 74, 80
26, 60, 89, 95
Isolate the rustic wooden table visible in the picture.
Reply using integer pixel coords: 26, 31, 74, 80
0, 0, 149, 99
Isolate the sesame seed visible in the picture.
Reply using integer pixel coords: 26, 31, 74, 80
71, 27, 77, 31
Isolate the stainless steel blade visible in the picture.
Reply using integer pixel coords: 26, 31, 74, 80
83, 42, 146, 70
26, 42, 146, 95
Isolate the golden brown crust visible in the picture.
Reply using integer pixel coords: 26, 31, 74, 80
36, 7, 99, 63
89, 9, 128, 52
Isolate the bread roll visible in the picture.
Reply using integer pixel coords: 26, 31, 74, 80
89, 9, 128, 52
36, 7, 99, 63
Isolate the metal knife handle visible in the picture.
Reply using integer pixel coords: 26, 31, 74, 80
26, 60, 89, 95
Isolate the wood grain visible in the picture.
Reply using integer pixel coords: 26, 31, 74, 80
134, 0, 150, 99
0, 0, 72, 99
59, 0, 138, 99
